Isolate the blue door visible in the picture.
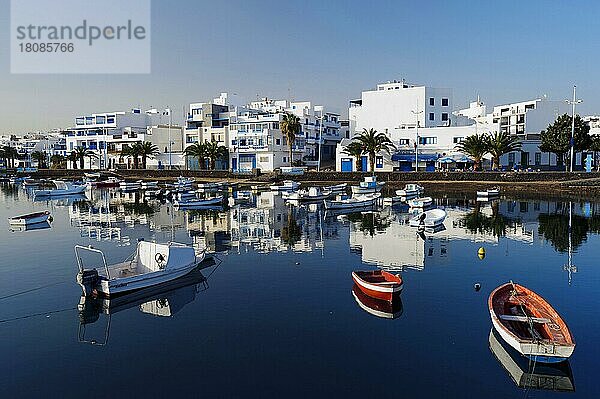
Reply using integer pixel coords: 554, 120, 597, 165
252, 156, 256, 169
361, 156, 368, 172
341, 158, 352, 172
425, 161, 435, 172
399, 162, 412, 171
232, 158, 237, 171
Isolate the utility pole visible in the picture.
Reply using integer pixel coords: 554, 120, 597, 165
411, 102, 423, 172
566, 86, 582, 172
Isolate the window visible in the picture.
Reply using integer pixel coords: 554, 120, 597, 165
442, 98, 449, 107
376, 156, 384, 169
75, 117, 84, 125
96, 116, 106, 124
534, 152, 542, 165
508, 153, 515, 164
419, 137, 437, 145
429, 97, 435, 106
282, 156, 287, 163
259, 156, 268, 162
441, 113, 448, 121
453, 137, 464, 144
429, 113, 435, 121
398, 139, 410, 145
276, 138, 281, 145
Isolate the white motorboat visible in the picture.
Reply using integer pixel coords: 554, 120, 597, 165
270, 180, 300, 192
140, 181, 159, 189
75, 241, 206, 297
396, 183, 424, 197
173, 191, 197, 201
323, 183, 348, 193
351, 176, 385, 194
174, 196, 224, 209
409, 196, 433, 208
383, 196, 403, 205
409, 208, 447, 227
34, 180, 87, 197
477, 188, 500, 197
120, 181, 141, 190
324, 193, 381, 210
197, 181, 228, 190
286, 187, 333, 202
8, 210, 51, 226
173, 176, 195, 189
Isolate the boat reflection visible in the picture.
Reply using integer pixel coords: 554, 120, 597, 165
77, 259, 215, 345
488, 328, 575, 392
9, 220, 52, 232
351, 284, 403, 319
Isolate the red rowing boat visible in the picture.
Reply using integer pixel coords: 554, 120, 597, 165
489, 282, 575, 363
351, 270, 403, 302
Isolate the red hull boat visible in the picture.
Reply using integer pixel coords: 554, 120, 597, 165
351, 270, 403, 302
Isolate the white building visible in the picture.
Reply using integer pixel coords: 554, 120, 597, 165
66, 109, 184, 169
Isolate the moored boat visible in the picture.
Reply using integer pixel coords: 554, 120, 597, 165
489, 282, 575, 363
75, 241, 206, 297
34, 180, 87, 197
323, 183, 348, 193
409, 208, 447, 227
286, 187, 333, 201
477, 188, 500, 197
351, 176, 385, 194
270, 180, 300, 192
351, 270, 403, 302
383, 196, 403, 205
8, 210, 51, 226
174, 196, 224, 209
396, 183, 424, 197
91, 177, 122, 188
323, 193, 381, 210
140, 181, 159, 189
409, 196, 433, 208
119, 181, 141, 190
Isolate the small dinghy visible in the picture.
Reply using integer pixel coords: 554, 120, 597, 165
396, 183, 424, 197
75, 241, 206, 297
8, 210, 51, 226
173, 176, 195, 190
409, 196, 433, 208
324, 193, 381, 210
383, 196, 403, 205
351, 270, 403, 302
140, 181, 159, 189
91, 177, 122, 188
34, 180, 87, 197
351, 176, 385, 194
323, 183, 348, 193
489, 282, 575, 363
270, 180, 300, 192
120, 181, 141, 190
409, 208, 447, 227
352, 284, 403, 319
174, 196, 223, 209
477, 188, 500, 197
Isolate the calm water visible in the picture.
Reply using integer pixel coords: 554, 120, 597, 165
1, 183, 599, 398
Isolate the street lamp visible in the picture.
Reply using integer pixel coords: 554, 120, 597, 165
565, 85, 582, 172
411, 104, 423, 172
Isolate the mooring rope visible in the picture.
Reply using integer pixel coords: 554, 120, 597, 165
0, 280, 70, 301
0, 306, 76, 324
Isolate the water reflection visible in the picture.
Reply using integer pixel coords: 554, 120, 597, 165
488, 328, 575, 392
351, 284, 403, 319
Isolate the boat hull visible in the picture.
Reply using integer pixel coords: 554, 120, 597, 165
351, 271, 403, 302
9, 212, 50, 226
324, 195, 379, 210
34, 186, 86, 197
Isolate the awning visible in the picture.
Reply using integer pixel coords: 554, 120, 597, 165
391, 153, 439, 162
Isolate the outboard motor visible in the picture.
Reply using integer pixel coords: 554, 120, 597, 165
77, 269, 99, 297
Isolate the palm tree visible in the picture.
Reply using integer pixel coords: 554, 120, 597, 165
67, 151, 78, 169
31, 151, 47, 169
455, 133, 488, 171
121, 144, 141, 169
137, 141, 159, 169
73, 146, 96, 169
184, 142, 209, 170
0, 147, 6, 169
2, 146, 19, 168
486, 131, 522, 170
343, 141, 364, 171
50, 154, 66, 169
354, 128, 396, 172
204, 140, 229, 170
280, 113, 301, 166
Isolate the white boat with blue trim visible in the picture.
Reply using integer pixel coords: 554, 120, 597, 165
351, 176, 385, 194
34, 180, 87, 197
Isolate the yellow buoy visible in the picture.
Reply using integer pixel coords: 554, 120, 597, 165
478, 247, 486, 260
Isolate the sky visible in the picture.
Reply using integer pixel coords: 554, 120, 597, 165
1, 0, 600, 133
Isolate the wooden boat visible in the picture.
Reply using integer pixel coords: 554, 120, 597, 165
119, 181, 141, 190
477, 188, 500, 197
351, 270, 403, 302
75, 241, 205, 297
269, 180, 300, 192
140, 181, 158, 189
197, 181, 228, 190
352, 284, 403, 319
351, 176, 385, 194
286, 187, 333, 201
396, 183, 424, 197
8, 210, 51, 226
409, 196, 433, 208
488, 328, 575, 392
383, 196, 403, 205
84, 172, 101, 179
323, 183, 348, 193
174, 196, 223, 209
409, 208, 447, 227
488, 282, 575, 363
324, 193, 380, 210
34, 180, 87, 197
173, 176, 195, 189
9, 221, 52, 232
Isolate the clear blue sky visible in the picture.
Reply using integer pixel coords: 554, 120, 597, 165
1, 0, 599, 132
